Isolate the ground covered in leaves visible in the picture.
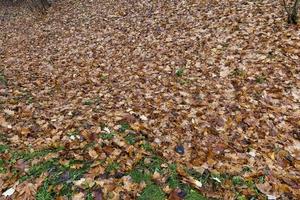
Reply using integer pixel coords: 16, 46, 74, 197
0, 0, 300, 199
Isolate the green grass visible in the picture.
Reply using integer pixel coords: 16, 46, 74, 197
10, 147, 64, 163
36, 181, 54, 200
119, 123, 130, 132
105, 162, 119, 173
68, 162, 91, 181
125, 134, 137, 145
0, 158, 7, 173
138, 184, 166, 200
141, 142, 152, 152
35, 161, 91, 199
20, 159, 58, 182
185, 190, 207, 200
232, 176, 244, 186
129, 169, 151, 183
86, 191, 93, 200
100, 132, 115, 140
141, 156, 164, 173
0, 144, 9, 153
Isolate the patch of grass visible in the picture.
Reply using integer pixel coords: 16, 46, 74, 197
167, 175, 180, 189
100, 132, 115, 140
138, 184, 166, 200
0, 159, 7, 173
143, 156, 164, 173
59, 183, 73, 198
166, 164, 180, 189
0, 144, 9, 153
175, 68, 184, 77
20, 159, 58, 182
119, 123, 130, 132
36, 161, 91, 199
125, 133, 137, 145
86, 191, 93, 200
232, 176, 244, 186
185, 189, 207, 200
141, 142, 153, 152
129, 169, 151, 183
105, 162, 119, 173
10, 147, 64, 163
36, 181, 54, 200
68, 162, 91, 181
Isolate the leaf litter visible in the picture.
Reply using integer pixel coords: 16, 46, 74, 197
0, 0, 300, 199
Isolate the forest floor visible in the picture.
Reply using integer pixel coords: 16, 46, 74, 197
0, 0, 300, 199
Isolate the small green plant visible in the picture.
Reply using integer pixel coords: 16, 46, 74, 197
0, 144, 9, 153
141, 142, 152, 152
125, 134, 136, 145
119, 123, 130, 132
175, 68, 184, 77
101, 133, 115, 140
106, 162, 119, 173
138, 184, 166, 200
232, 176, 244, 186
